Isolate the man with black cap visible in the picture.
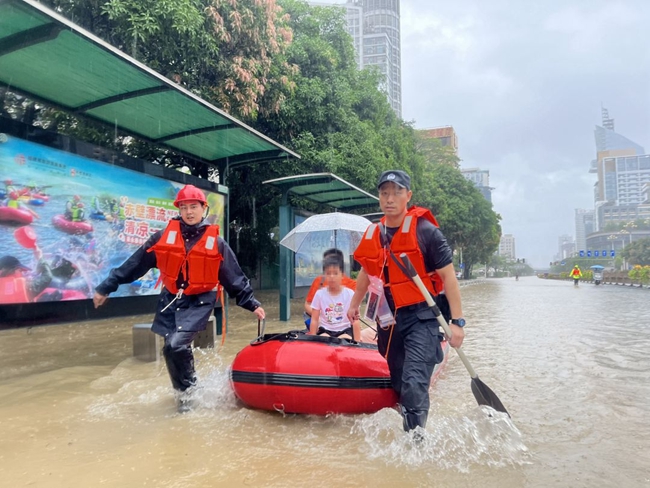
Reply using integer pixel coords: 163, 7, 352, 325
348, 169, 465, 434
93, 184, 265, 413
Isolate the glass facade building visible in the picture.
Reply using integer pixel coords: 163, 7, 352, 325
309, 1, 402, 118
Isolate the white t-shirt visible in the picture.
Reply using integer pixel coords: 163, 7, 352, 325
311, 286, 354, 332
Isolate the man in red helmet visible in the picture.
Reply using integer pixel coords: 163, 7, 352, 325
93, 184, 266, 413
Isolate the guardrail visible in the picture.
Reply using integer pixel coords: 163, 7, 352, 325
538, 272, 647, 288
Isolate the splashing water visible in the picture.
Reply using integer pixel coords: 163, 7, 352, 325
353, 406, 530, 472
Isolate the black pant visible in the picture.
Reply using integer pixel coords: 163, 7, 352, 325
377, 302, 444, 431
162, 330, 198, 392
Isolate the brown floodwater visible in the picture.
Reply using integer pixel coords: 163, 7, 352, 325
0, 279, 649, 487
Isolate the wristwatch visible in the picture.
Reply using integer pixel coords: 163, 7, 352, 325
450, 318, 466, 327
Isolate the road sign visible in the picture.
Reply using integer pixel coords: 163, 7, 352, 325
603, 250, 607, 256
459, 263, 464, 269
579, 250, 585, 257
587, 251, 592, 257
560, 261, 566, 266
594, 251, 600, 257
610, 250, 615, 257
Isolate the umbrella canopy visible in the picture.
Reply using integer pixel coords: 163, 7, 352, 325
590, 265, 605, 270
280, 212, 372, 254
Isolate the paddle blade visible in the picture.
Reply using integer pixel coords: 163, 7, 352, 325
471, 376, 509, 417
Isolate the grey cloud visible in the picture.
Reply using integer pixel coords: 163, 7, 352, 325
400, 0, 650, 266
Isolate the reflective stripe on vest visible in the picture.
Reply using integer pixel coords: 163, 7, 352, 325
354, 206, 443, 309
148, 220, 222, 295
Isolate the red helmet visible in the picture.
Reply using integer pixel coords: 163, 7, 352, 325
174, 185, 206, 207
73, 195, 81, 201
9, 191, 19, 200
76, 202, 84, 208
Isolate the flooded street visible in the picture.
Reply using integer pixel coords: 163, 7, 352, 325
1, 278, 649, 487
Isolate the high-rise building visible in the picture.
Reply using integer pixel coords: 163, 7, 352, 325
574, 209, 594, 252
461, 167, 493, 202
590, 107, 648, 230
309, 1, 402, 118
498, 234, 516, 261
556, 234, 576, 261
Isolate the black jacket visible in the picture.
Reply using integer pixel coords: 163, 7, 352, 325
96, 217, 260, 313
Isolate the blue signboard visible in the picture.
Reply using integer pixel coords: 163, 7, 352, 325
587, 251, 592, 257
579, 250, 585, 257
602, 250, 607, 257
594, 251, 599, 257
560, 261, 566, 266
611, 250, 616, 257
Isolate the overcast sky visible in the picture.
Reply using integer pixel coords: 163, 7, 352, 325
334, 0, 650, 267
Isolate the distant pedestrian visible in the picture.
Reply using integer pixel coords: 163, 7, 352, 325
570, 265, 582, 286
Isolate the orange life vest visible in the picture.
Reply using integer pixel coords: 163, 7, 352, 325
354, 206, 444, 309
0, 274, 30, 304
148, 220, 222, 295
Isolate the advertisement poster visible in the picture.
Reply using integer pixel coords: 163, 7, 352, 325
0, 134, 224, 304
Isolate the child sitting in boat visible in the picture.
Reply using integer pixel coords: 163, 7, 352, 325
308, 255, 360, 341
303, 248, 356, 328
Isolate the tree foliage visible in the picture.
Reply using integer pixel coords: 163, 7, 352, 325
413, 151, 501, 277
45, 0, 294, 120
2, 0, 502, 277
621, 237, 650, 266
414, 132, 460, 169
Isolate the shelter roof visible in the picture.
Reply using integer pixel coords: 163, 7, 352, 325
0, 0, 299, 168
264, 173, 379, 211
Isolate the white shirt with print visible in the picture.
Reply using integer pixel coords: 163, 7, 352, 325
311, 287, 354, 332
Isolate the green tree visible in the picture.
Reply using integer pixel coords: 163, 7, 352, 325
44, 0, 294, 121
621, 238, 650, 266
414, 161, 501, 278
227, 0, 424, 272
414, 131, 460, 169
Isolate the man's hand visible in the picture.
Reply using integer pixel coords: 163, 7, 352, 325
93, 292, 108, 309
448, 323, 465, 348
346, 304, 360, 324
253, 306, 266, 321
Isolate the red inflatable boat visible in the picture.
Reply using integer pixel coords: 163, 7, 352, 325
0, 206, 33, 225
51, 214, 93, 235
230, 331, 448, 416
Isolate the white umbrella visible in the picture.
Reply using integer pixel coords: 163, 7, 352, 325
279, 212, 372, 254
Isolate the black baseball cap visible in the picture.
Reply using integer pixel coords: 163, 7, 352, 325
377, 170, 411, 190
0, 256, 29, 276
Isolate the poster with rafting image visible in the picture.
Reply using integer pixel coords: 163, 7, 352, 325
0, 133, 224, 304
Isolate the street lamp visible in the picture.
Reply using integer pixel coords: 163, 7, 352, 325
619, 229, 632, 270
619, 229, 631, 246
607, 234, 618, 250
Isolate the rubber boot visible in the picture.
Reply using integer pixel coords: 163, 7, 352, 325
401, 405, 428, 432
163, 344, 197, 413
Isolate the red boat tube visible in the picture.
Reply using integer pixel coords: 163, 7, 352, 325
51, 214, 93, 235
231, 332, 398, 415
0, 206, 33, 225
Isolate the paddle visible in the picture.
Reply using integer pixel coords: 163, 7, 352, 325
396, 253, 510, 417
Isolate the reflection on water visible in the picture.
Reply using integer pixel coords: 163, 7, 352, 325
1, 281, 649, 487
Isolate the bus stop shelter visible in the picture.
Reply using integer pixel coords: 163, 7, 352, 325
0, 0, 299, 326
264, 173, 379, 320
0, 0, 299, 178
